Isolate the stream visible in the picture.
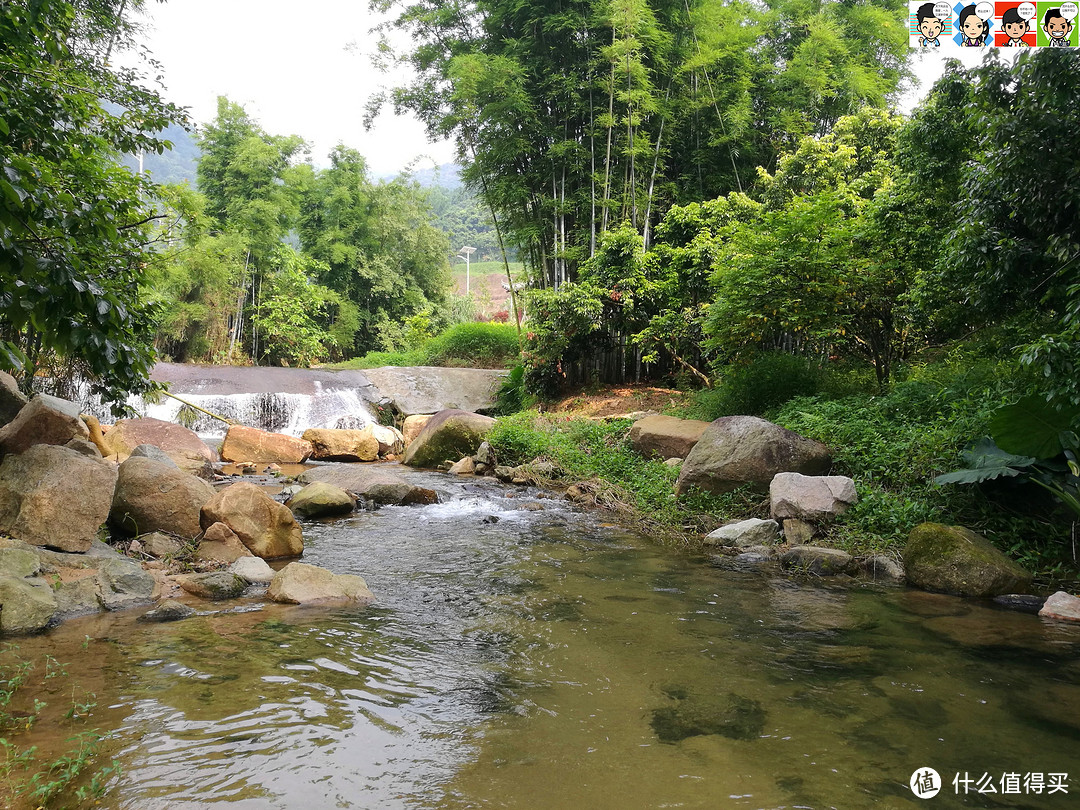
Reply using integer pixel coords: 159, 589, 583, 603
11, 470, 1080, 809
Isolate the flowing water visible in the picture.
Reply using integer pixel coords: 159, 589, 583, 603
9, 472, 1080, 809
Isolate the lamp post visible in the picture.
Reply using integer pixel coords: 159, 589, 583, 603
457, 245, 477, 295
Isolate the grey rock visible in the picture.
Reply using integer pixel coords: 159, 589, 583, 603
229, 556, 275, 584
903, 523, 1032, 597
140, 532, 185, 559
65, 437, 103, 459
704, 518, 780, 548
0, 575, 56, 634
137, 599, 196, 623
363, 366, 507, 417
781, 545, 854, 576
475, 441, 497, 467
993, 594, 1046, 614
862, 554, 904, 582
781, 518, 817, 545
298, 464, 430, 506
52, 576, 102, 620
770, 473, 857, 522
178, 572, 249, 601
97, 557, 155, 611
676, 416, 831, 495
0, 394, 89, 456
130, 443, 179, 467
0, 370, 28, 428
0, 547, 41, 579
286, 481, 356, 518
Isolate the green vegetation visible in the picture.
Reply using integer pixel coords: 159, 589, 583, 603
0, 645, 119, 807
333, 321, 520, 370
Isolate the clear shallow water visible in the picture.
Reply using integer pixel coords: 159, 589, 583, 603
11, 472, 1080, 809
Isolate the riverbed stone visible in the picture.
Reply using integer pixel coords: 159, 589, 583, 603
139, 532, 185, 559
0, 394, 90, 457
129, 443, 178, 467
52, 576, 102, 619
201, 482, 304, 560
286, 481, 356, 518
111, 456, 216, 539
781, 545, 854, 575
195, 521, 254, 564
370, 425, 405, 456
267, 562, 375, 606
448, 456, 476, 475
220, 425, 313, 464
903, 523, 1032, 597
104, 417, 217, 477
630, 415, 710, 460
704, 518, 780, 548
0, 547, 41, 579
298, 463, 434, 505
229, 556, 275, 585
675, 416, 831, 496
0, 371, 28, 428
861, 554, 905, 583
65, 437, 103, 459
137, 599, 195, 623
402, 414, 433, 447
302, 428, 380, 462
403, 409, 496, 469
1039, 591, 1080, 622
0, 444, 117, 552
781, 518, 817, 545
0, 575, 56, 634
177, 572, 249, 601
96, 557, 155, 611
770, 473, 857, 522
651, 691, 766, 743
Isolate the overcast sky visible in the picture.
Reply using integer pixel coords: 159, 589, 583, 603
135, 1, 998, 176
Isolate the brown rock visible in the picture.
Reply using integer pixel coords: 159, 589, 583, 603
0, 445, 116, 552
629, 414, 709, 460
448, 456, 476, 475
402, 414, 433, 447
0, 371, 28, 428
267, 562, 374, 605
200, 482, 304, 560
104, 417, 216, 477
0, 395, 89, 456
220, 425, 313, 464
301, 428, 379, 462
110, 456, 215, 538
195, 521, 254, 564
675, 416, 831, 495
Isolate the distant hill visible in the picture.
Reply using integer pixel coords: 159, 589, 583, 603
381, 162, 462, 189
118, 120, 201, 187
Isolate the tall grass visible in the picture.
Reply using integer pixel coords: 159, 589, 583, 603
334, 322, 520, 370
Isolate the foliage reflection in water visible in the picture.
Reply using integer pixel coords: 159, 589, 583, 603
10, 473, 1080, 809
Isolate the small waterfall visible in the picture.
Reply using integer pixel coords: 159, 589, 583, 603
133, 383, 377, 438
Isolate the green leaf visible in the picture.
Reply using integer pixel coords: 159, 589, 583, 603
934, 437, 1037, 486
990, 395, 1080, 459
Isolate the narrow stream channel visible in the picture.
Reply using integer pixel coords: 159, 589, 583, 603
11, 471, 1080, 808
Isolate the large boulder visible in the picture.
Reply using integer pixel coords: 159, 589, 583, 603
403, 409, 496, 469
629, 415, 710, 460
104, 417, 216, 477
903, 523, 1033, 597
267, 562, 374, 605
301, 428, 379, 462
675, 416, 831, 495
0, 576, 56, 634
0, 445, 117, 552
402, 414, 433, 447
287, 482, 356, 518
110, 456, 216, 538
0, 371, 28, 428
220, 425, 313, 464
770, 473, 857, 522
363, 366, 507, 416
201, 482, 304, 560
0, 395, 89, 456
297, 464, 436, 505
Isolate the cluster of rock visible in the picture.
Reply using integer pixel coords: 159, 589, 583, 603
218, 422, 405, 464
0, 374, 381, 635
628, 412, 1080, 618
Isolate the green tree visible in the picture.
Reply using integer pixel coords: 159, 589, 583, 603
0, 0, 185, 403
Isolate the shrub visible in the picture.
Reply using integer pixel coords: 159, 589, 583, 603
697, 352, 822, 419
424, 321, 519, 367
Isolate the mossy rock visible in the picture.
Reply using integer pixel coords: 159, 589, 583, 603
403, 409, 496, 469
903, 522, 1032, 597
286, 482, 356, 518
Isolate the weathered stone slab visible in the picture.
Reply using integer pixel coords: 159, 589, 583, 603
364, 367, 507, 417
629, 415, 709, 460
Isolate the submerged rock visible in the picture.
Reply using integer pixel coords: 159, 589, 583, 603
781, 545, 854, 576
903, 523, 1032, 597
137, 599, 196, 623
177, 572, 249, 601
651, 691, 766, 743
676, 416, 831, 495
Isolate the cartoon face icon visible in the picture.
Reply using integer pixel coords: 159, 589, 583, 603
1045, 12, 1071, 38
1005, 19, 1027, 38
961, 13, 986, 37
919, 16, 945, 38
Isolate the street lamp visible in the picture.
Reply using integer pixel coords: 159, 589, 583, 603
457, 245, 477, 295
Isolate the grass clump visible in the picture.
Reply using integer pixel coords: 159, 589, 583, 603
333, 322, 520, 370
